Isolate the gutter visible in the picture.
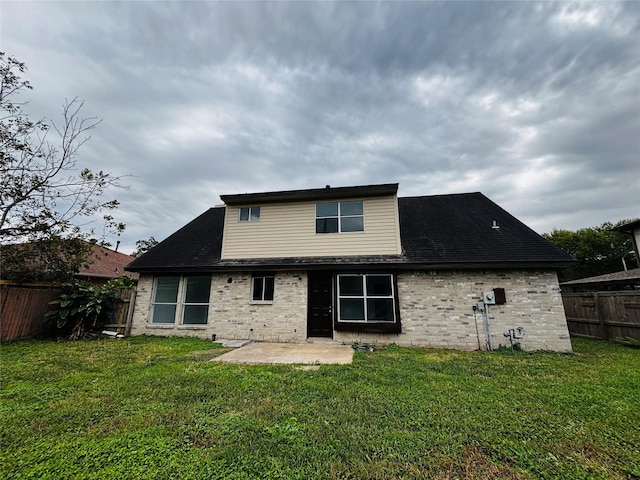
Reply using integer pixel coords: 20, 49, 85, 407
126, 260, 576, 275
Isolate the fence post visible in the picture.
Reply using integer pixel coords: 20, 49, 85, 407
124, 289, 137, 337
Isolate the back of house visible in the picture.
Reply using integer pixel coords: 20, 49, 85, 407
126, 183, 574, 351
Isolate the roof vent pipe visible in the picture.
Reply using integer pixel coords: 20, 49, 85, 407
492, 220, 500, 229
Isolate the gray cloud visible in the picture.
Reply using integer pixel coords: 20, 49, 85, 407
2, 1, 638, 252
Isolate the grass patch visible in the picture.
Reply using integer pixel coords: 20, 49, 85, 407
1, 336, 638, 479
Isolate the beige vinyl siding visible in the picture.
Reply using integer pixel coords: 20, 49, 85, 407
221, 195, 401, 259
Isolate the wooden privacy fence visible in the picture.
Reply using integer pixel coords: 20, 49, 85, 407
562, 291, 640, 342
102, 288, 137, 336
1, 283, 62, 341
1, 282, 137, 341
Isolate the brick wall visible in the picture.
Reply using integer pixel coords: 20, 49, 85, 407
334, 269, 572, 352
130, 272, 307, 343
131, 269, 571, 352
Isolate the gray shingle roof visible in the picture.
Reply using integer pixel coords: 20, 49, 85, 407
126, 207, 224, 272
126, 192, 573, 273
560, 268, 640, 286
397, 193, 572, 266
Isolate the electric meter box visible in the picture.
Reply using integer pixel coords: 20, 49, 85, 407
483, 288, 506, 305
482, 291, 496, 304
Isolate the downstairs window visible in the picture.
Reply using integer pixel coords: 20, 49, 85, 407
151, 275, 211, 325
251, 274, 275, 303
151, 276, 180, 324
335, 274, 399, 333
182, 275, 212, 324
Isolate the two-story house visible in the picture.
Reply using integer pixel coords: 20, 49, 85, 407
126, 183, 574, 351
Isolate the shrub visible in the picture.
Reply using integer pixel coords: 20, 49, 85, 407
43, 276, 134, 340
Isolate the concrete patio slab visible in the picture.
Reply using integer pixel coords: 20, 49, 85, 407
215, 339, 252, 348
210, 342, 354, 365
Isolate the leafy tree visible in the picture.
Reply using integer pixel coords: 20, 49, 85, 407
0, 52, 124, 281
0, 236, 92, 283
543, 220, 637, 282
133, 236, 159, 257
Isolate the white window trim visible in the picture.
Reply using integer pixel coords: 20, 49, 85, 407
151, 276, 180, 324
239, 206, 261, 222
181, 276, 212, 325
151, 275, 212, 325
250, 274, 275, 304
337, 274, 396, 323
316, 201, 365, 234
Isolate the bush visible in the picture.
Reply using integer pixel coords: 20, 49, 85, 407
43, 276, 134, 340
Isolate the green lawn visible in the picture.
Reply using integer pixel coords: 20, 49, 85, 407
1, 337, 638, 480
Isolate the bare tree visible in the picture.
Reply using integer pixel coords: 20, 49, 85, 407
0, 52, 124, 243
0, 52, 125, 282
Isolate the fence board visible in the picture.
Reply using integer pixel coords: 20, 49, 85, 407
1, 284, 136, 340
562, 291, 640, 342
1, 284, 62, 341
102, 289, 136, 335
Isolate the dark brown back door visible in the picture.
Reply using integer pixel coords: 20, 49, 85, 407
308, 271, 333, 338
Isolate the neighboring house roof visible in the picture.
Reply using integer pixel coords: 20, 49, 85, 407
0, 240, 139, 282
77, 243, 139, 281
560, 268, 640, 288
613, 219, 640, 234
127, 189, 573, 273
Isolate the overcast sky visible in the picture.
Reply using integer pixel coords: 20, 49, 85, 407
2, 1, 639, 253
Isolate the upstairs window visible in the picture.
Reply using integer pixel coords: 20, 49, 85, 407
239, 207, 261, 222
251, 274, 275, 302
316, 201, 364, 233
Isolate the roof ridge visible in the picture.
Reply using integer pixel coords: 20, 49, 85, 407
399, 192, 483, 200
